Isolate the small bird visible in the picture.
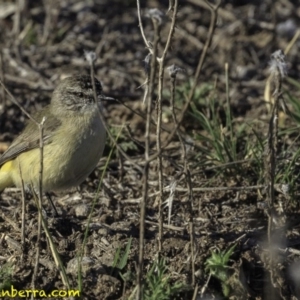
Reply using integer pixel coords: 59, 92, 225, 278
0, 75, 107, 193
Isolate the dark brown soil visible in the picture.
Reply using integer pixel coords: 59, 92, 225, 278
1, 0, 300, 299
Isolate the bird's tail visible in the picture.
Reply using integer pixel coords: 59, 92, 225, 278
0, 161, 14, 192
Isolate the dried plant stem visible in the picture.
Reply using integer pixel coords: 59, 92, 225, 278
200, 273, 212, 297
264, 50, 286, 293
160, 0, 178, 61
134, 0, 218, 295
152, 18, 164, 253
187, 171, 195, 285
13, 0, 26, 36
266, 60, 283, 243
137, 18, 159, 300
284, 29, 300, 55
37, 200, 71, 289
170, 75, 185, 155
123, 184, 267, 204
136, 0, 151, 50
42, 1, 60, 46
192, 283, 199, 300
18, 159, 26, 260
156, 0, 178, 253
42, 0, 51, 44
170, 70, 196, 285
225, 63, 233, 144
146, 0, 221, 164
266, 108, 276, 291
0, 80, 39, 124
191, 0, 221, 97
38, 119, 45, 210
31, 117, 46, 292
0, 51, 6, 112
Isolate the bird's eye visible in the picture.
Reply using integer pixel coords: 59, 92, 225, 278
77, 92, 84, 98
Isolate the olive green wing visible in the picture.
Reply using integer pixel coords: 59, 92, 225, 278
0, 107, 62, 166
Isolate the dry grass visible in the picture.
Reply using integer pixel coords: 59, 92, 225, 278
1, 0, 300, 299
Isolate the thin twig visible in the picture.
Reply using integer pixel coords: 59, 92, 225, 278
31, 117, 46, 295
123, 184, 267, 204
187, 169, 196, 286
146, 0, 221, 164
0, 51, 6, 112
192, 284, 199, 300
265, 49, 287, 292
18, 158, 26, 262
13, 0, 24, 36
156, 0, 179, 253
151, 17, 164, 253
200, 273, 212, 297
37, 197, 71, 289
136, 0, 151, 50
0, 79, 39, 125
137, 12, 160, 299
168, 63, 198, 284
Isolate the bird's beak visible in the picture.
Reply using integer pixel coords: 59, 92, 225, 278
98, 94, 115, 101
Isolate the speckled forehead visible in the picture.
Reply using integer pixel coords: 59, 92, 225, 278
74, 76, 102, 92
